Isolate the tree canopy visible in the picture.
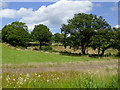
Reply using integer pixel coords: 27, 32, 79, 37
112, 27, 120, 55
61, 13, 111, 55
2, 21, 30, 47
53, 33, 62, 43
31, 24, 52, 50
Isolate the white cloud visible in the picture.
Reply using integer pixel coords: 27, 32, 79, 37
114, 25, 120, 28
0, 0, 93, 32
0, 8, 33, 18
0, 0, 7, 8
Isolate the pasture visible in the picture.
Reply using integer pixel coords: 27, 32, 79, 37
1, 43, 119, 88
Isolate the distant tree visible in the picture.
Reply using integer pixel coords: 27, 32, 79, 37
53, 33, 62, 43
2, 21, 30, 47
31, 24, 52, 50
112, 27, 120, 55
0, 30, 1, 42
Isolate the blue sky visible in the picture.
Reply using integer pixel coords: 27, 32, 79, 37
0, 1, 118, 34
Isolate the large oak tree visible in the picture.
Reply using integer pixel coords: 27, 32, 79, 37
61, 13, 110, 55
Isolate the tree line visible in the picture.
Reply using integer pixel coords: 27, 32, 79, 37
1, 13, 120, 56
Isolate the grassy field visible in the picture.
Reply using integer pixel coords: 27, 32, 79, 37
2, 43, 114, 64
1, 43, 119, 88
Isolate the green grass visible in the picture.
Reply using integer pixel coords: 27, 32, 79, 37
2, 43, 118, 88
2, 43, 109, 64
2, 71, 118, 88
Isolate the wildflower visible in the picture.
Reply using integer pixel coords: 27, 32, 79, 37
24, 79, 26, 82
26, 73, 29, 77
26, 77, 29, 79
6, 78, 8, 81
13, 79, 15, 81
47, 80, 49, 82
20, 82, 23, 85
38, 75, 41, 77
57, 77, 59, 80
6, 85, 8, 87
51, 74, 53, 77
35, 73, 37, 76
18, 77, 23, 85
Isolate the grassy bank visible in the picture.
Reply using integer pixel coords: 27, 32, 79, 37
2, 43, 112, 64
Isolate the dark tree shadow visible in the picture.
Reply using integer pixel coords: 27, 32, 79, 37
89, 54, 119, 58
60, 51, 82, 56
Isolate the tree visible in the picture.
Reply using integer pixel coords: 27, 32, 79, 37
31, 24, 52, 50
0, 30, 1, 43
2, 21, 30, 47
112, 27, 120, 55
89, 15, 112, 56
53, 33, 62, 43
61, 13, 110, 55
90, 28, 113, 56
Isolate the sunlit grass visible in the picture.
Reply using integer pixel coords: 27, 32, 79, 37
2, 43, 111, 64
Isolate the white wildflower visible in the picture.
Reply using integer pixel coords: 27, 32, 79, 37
38, 75, 41, 77
47, 80, 49, 82
13, 79, 15, 81
6, 78, 8, 81
35, 73, 37, 76
24, 79, 26, 82
26, 73, 29, 77
57, 77, 59, 80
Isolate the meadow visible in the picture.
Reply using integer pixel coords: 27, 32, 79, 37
2, 71, 118, 88
1, 43, 119, 88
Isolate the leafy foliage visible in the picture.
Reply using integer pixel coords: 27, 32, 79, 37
31, 24, 52, 49
61, 13, 110, 55
112, 27, 120, 55
0, 30, 2, 43
2, 21, 30, 47
53, 33, 62, 43
90, 28, 113, 55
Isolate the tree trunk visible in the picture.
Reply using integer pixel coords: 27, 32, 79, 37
82, 45, 86, 55
98, 47, 100, 55
39, 42, 42, 50
118, 49, 120, 56
101, 49, 105, 56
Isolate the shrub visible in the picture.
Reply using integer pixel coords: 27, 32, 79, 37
42, 46, 52, 51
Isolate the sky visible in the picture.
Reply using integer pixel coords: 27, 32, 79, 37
0, 0, 119, 34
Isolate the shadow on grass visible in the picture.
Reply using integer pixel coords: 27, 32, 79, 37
89, 54, 119, 58
59, 51, 119, 58
60, 51, 82, 56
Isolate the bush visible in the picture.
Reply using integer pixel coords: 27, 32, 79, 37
33, 47, 39, 50
2, 21, 30, 47
42, 46, 52, 51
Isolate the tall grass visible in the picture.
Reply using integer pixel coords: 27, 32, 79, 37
2, 71, 118, 88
